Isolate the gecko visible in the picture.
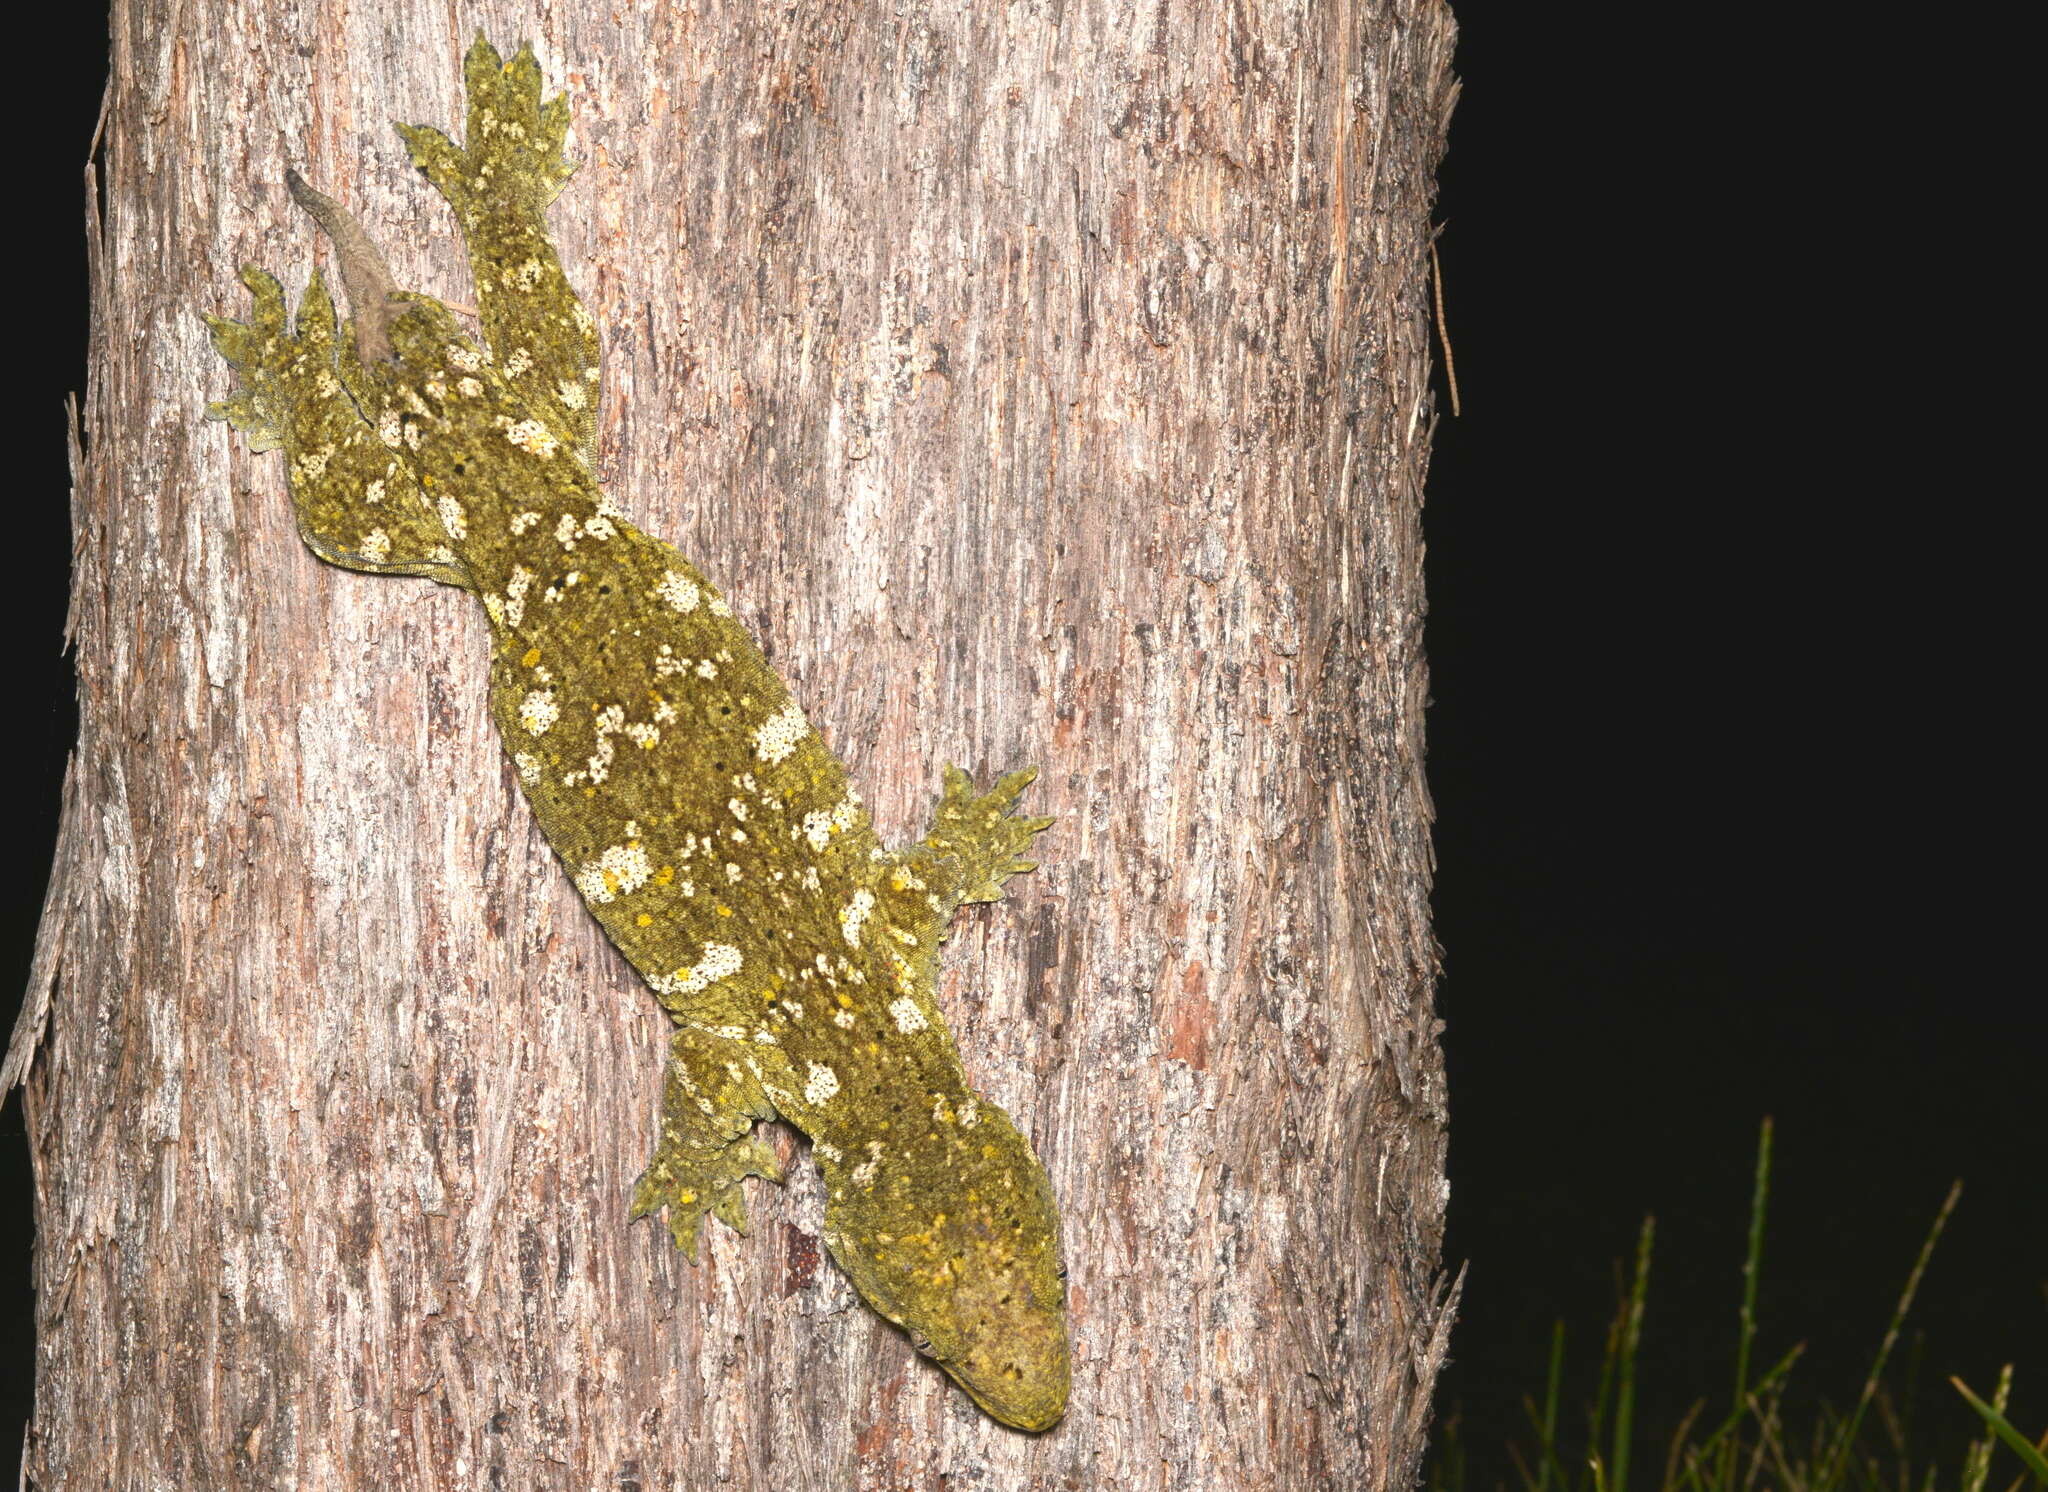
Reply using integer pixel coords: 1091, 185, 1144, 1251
203, 35, 1069, 1432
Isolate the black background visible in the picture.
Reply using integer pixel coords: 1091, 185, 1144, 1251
6, 4, 2040, 1482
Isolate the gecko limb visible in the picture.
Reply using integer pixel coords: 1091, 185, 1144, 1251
396, 34, 601, 458
629, 1025, 789, 1259
204, 268, 468, 585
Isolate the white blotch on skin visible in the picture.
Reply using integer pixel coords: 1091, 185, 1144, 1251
435, 495, 467, 540
651, 942, 745, 999
519, 690, 559, 734
657, 570, 701, 613
752, 701, 809, 765
506, 419, 559, 456
840, 889, 876, 948
503, 567, 534, 627
803, 1063, 840, 1106
574, 842, 653, 903
888, 996, 928, 1034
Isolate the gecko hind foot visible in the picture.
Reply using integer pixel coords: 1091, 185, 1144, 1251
204, 267, 469, 584
201, 266, 319, 453
630, 1134, 785, 1261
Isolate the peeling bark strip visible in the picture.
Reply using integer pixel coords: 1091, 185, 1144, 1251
17, 2, 1457, 1487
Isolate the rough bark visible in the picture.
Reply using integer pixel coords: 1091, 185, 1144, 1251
11, 1, 1458, 1487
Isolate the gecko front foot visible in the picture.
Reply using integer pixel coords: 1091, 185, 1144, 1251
923, 765, 1056, 905
396, 35, 576, 217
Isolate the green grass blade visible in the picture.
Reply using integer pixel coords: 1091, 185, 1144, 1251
1687, 1341, 1807, 1474
1952, 1373, 2045, 1487
1612, 1216, 1656, 1492
1589, 1287, 1626, 1492
1539, 1320, 1567, 1492
1732, 1118, 1772, 1410
1723, 1117, 1775, 1492
1660, 1398, 1707, 1492
1818, 1181, 1963, 1492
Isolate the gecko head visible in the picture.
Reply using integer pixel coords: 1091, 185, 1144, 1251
823, 1104, 1070, 1431
914, 1189, 1071, 1432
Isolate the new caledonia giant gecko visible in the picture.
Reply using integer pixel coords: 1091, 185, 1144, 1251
203, 36, 1069, 1431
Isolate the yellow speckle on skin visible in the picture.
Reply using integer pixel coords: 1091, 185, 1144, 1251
521, 646, 542, 667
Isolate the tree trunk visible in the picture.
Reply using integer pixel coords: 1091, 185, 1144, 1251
10, 2, 1457, 1486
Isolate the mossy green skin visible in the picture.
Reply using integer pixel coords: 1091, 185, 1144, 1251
204, 35, 1068, 1432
